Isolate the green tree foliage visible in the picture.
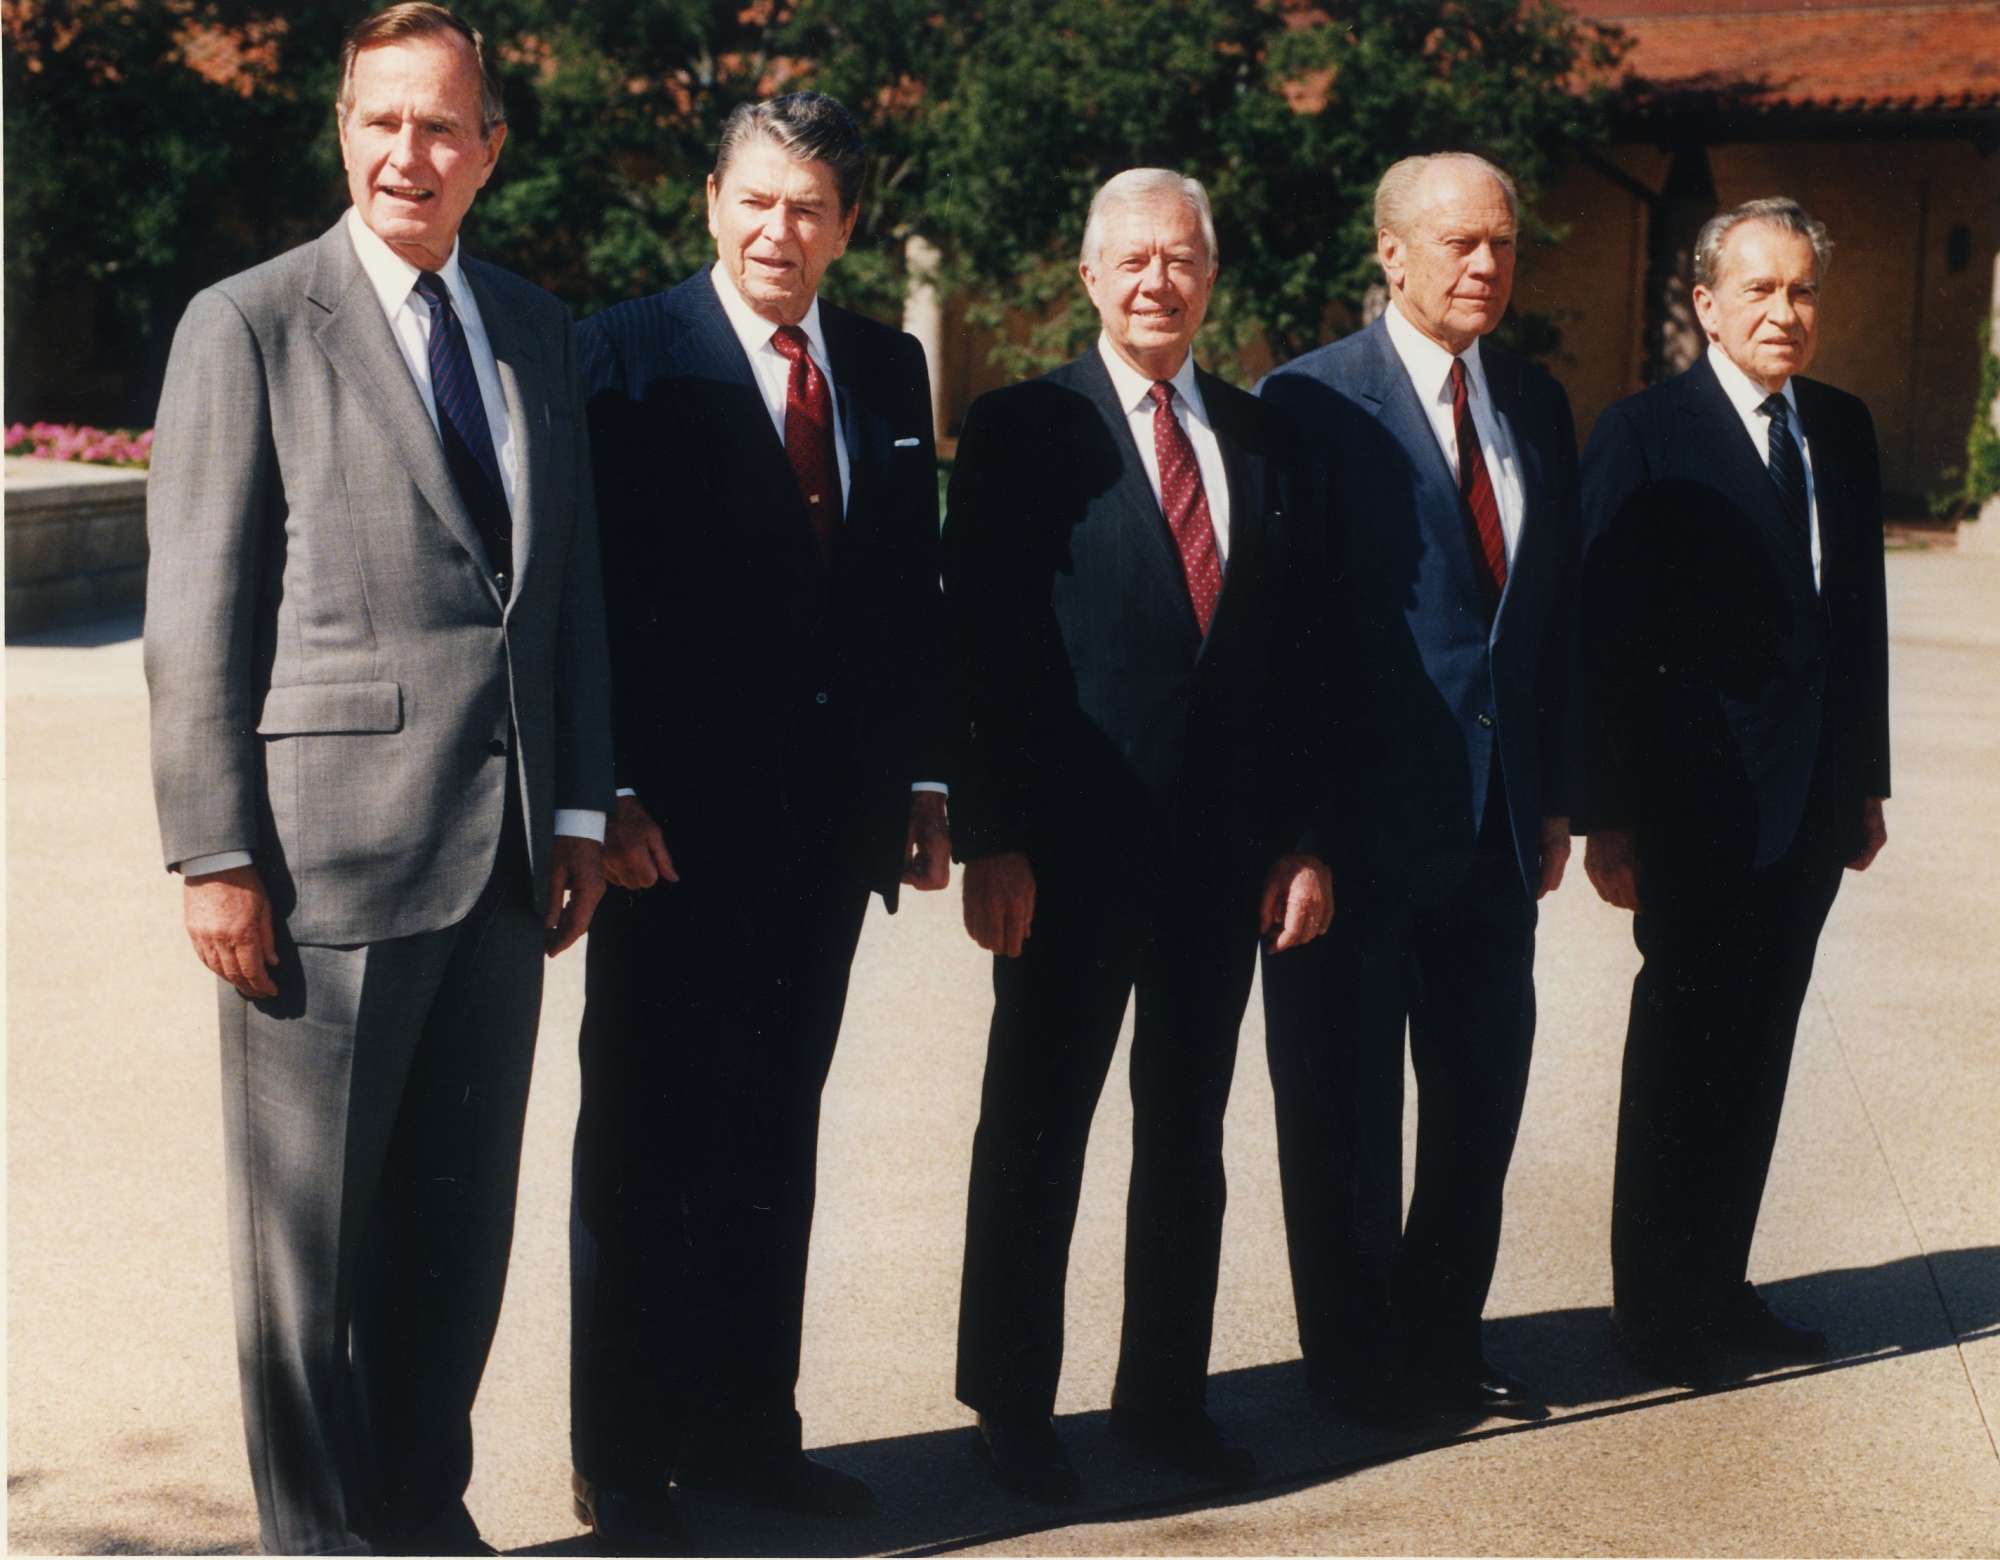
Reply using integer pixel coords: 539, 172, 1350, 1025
5, 0, 1621, 421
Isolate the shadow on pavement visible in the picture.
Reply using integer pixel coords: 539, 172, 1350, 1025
6, 607, 143, 647
509, 1245, 1998, 1557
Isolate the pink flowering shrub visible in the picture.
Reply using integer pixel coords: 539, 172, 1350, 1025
5, 422, 154, 468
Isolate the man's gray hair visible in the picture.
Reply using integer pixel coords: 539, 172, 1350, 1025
1692, 197, 1833, 287
1081, 169, 1219, 272
1374, 152, 1519, 236
714, 92, 868, 213
336, 3, 506, 134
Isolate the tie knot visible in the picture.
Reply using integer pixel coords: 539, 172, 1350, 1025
771, 324, 811, 363
412, 270, 451, 313
1148, 381, 1175, 413
1760, 392, 1788, 422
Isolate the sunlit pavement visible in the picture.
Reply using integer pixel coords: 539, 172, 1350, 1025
9, 537, 1998, 1554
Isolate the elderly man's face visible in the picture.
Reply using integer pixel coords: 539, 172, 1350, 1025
339, 32, 505, 270
1693, 221, 1821, 393
1379, 163, 1516, 355
1080, 196, 1216, 380
707, 136, 857, 327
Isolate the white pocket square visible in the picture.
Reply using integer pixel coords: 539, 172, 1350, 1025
894, 437, 922, 448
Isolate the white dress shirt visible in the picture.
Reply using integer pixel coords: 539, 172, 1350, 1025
177, 212, 604, 877
1383, 302, 1526, 562
1096, 334, 1232, 563
1705, 342, 1822, 592
710, 261, 852, 507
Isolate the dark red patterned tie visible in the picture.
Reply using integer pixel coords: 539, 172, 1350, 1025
1449, 357, 1508, 614
771, 325, 841, 566
1149, 382, 1223, 634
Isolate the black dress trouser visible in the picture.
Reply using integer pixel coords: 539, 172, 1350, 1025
955, 850, 1262, 1420
570, 794, 872, 1491
1610, 785, 1846, 1337
1261, 796, 1537, 1391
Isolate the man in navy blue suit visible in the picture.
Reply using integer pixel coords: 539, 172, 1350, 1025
1580, 198, 1889, 1387
1258, 152, 1580, 1427
565, 93, 950, 1549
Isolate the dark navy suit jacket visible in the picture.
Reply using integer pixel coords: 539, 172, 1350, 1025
1260, 314, 1580, 909
1578, 356, 1890, 869
577, 268, 945, 905
944, 348, 1324, 882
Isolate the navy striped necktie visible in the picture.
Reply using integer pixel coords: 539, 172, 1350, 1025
413, 270, 511, 582
1759, 392, 1811, 559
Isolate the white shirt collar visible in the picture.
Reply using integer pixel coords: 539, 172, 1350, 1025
1096, 333, 1205, 419
710, 260, 829, 367
345, 206, 474, 322
1384, 299, 1485, 403
1706, 341, 1798, 419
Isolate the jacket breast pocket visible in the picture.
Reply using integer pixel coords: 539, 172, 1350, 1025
257, 681, 404, 736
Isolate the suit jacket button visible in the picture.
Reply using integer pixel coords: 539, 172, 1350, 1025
487, 737, 509, 757
1476, 712, 1495, 729
815, 692, 829, 705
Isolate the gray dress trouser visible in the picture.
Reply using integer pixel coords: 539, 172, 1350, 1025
218, 829, 542, 1555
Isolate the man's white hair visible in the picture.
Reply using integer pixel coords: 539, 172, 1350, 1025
1374, 152, 1519, 237
1081, 169, 1219, 273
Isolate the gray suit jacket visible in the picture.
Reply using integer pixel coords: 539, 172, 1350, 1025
145, 217, 615, 946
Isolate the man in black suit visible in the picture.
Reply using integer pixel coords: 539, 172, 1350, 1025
568, 93, 950, 1546
945, 169, 1333, 1502
1580, 197, 1889, 1387
1256, 153, 1580, 1427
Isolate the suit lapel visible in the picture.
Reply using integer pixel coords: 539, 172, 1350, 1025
822, 305, 880, 531
464, 259, 543, 607
305, 223, 497, 591
1482, 347, 1543, 627
1070, 350, 1194, 607
1679, 357, 1816, 594
1197, 369, 1263, 660
1357, 318, 1488, 620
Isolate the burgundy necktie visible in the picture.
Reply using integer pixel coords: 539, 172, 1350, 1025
770, 325, 841, 566
1149, 381, 1223, 635
1449, 357, 1508, 614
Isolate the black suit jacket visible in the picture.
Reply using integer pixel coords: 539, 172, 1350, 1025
1260, 316, 1581, 909
1578, 356, 1890, 868
943, 349, 1322, 882
577, 269, 945, 904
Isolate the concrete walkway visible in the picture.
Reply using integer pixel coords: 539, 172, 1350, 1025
9, 541, 1999, 1556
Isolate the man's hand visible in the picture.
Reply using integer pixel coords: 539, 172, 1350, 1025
1847, 797, 1888, 872
1539, 816, 1572, 900
964, 851, 1036, 957
602, 794, 678, 892
1585, 829, 1642, 912
545, 835, 607, 957
903, 791, 951, 890
1260, 852, 1334, 952
184, 863, 279, 999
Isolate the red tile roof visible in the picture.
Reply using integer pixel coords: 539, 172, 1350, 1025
1569, 1, 2000, 114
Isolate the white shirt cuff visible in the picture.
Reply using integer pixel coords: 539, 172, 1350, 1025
911, 781, 949, 796
553, 809, 607, 842
615, 787, 637, 797
178, 850, 255, 877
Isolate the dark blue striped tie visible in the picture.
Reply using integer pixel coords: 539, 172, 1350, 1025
413, 270, 511, 581
1760, 392, 1811, 561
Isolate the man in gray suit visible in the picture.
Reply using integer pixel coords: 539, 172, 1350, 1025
144, 6, 614, 1552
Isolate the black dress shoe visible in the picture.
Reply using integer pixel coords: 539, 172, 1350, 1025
1433, 1362, 1550, 1420
1710, 1285, 1830, 1359
675, 1446, 876, 1518
572, 1472, 693, 1557
1109, 1404, 1258, 1485
975, 1412, 1083, 1504
1610, 1306, 1720, 1389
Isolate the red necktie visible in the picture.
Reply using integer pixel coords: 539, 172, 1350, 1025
1449, 357, 1508, 613
1149, 382, 1223, 634
771, 325, 841, 566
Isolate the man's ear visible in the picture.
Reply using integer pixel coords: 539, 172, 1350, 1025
705, 174, 721, 241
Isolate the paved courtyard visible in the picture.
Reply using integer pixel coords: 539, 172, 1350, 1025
9, 539, 1999, 1555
